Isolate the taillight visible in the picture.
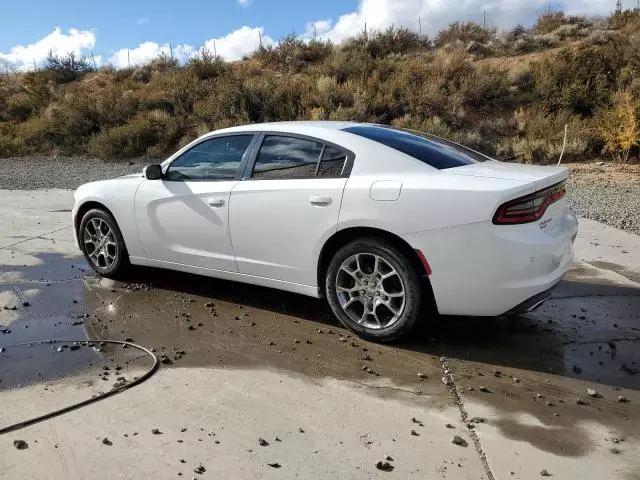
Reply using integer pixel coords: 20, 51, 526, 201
493, 182, 566, 225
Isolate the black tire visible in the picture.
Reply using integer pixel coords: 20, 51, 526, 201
325, 238, 424, 343
79, 208, 130, 278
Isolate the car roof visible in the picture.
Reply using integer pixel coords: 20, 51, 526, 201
209, 121, 365, 136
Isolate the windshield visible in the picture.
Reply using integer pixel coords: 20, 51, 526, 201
342, 125, 491, 169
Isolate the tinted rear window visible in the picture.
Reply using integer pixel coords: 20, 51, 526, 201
342, 125, 489, 169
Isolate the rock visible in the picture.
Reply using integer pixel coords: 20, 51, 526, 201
385, 455, 394, 461
451, 435, 467, 447
151, 428, 163, 435
258, 437, 269, 446
576, 398, 586, 405
572, 365, 582, 374
469, 417, 487, 424
187, 325, 196, 331
479, 386, 490, 393
0, 347, 5, 353
102, 437, 113, 446
194, 464, 206, 474
205, 302, 214, 307
445, 423, 455, 429
610, 447, 621, 454
442, 376, 452, 386
13, 440, 28, 450
22, 301, 30, 307
267, 462, 281, 468
411, 417, 423, 426
274, 436, 281, 442
410, 429, 420, 436
540, 469, 551, 476
376, 461, 394, 471
586, 388, 598, 398
417, 372, 427, 379
617, 395, 628, 403
293, 339, 300, 344
298, 428, 305, 433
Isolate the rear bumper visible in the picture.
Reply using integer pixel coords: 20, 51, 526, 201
505, 280, 560, 314
402, 211, 578, 316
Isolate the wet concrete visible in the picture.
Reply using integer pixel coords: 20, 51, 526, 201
2, 189, 640, 479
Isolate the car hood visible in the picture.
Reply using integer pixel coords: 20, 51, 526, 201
447, 161, 568, 190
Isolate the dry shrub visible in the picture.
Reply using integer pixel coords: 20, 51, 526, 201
254, 34, 333, 72
5, 92, 35, 121
531, 35, 633, 115
497, 105, 590, 163
533, 12, 591, 35
435, 22, 497, 47
595, 90, 640, 163
342, 26, 430, 58
87, 110, 183, 159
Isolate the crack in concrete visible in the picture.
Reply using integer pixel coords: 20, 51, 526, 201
0, 226, 71, 250
440, 356, 496, 480
350, 380, 450, 397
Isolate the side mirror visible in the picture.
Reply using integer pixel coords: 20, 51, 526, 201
143, 164, 163, 180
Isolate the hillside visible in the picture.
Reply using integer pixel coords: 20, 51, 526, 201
1, 10, 640, 164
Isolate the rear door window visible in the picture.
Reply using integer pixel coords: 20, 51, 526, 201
343, 125, 489, 169
252, 135, 349, 179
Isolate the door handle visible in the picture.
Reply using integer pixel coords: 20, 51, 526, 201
309, 196, 332, 206
207, 198, 225, 207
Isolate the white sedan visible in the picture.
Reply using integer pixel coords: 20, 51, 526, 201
73, 121, 578, 342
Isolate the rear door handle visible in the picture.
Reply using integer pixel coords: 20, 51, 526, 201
207, 198, 225, 207
309, 196, 332, 206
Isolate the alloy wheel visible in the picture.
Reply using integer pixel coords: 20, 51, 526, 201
335, 253, 406, 329
83, 217, 118, 269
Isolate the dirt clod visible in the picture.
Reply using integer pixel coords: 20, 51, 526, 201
376, 461, 394, 471
13, 440, 28, 450
451, 435, 467, 447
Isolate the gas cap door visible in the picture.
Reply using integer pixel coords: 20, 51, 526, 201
369, 180, 402, 201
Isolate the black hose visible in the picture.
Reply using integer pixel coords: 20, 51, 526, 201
0, 339, 159, 435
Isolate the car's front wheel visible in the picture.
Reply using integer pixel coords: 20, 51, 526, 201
79, 208, 129, 278
325, 238, 423, 342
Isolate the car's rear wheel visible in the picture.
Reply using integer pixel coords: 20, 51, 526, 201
79, 208, 129, 278
325, 238, 423, 342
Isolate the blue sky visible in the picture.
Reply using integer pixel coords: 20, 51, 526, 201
0, 0, 615, 69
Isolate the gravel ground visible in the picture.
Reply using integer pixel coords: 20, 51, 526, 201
1, 156, 638, 235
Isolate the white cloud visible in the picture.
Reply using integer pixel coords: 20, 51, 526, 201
0, 27, 95, 69
307, 0, 615, 42
203, 26, 275, 60
237, 0, 250, 5
137, 17, 150, 25
109, 41, 197, 68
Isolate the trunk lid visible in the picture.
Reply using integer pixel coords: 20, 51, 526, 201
447, 161, 568, 190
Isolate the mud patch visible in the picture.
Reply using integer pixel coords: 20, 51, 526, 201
587, 261, 640, 285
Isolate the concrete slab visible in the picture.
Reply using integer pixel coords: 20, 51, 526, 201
1, 189, 639, 479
